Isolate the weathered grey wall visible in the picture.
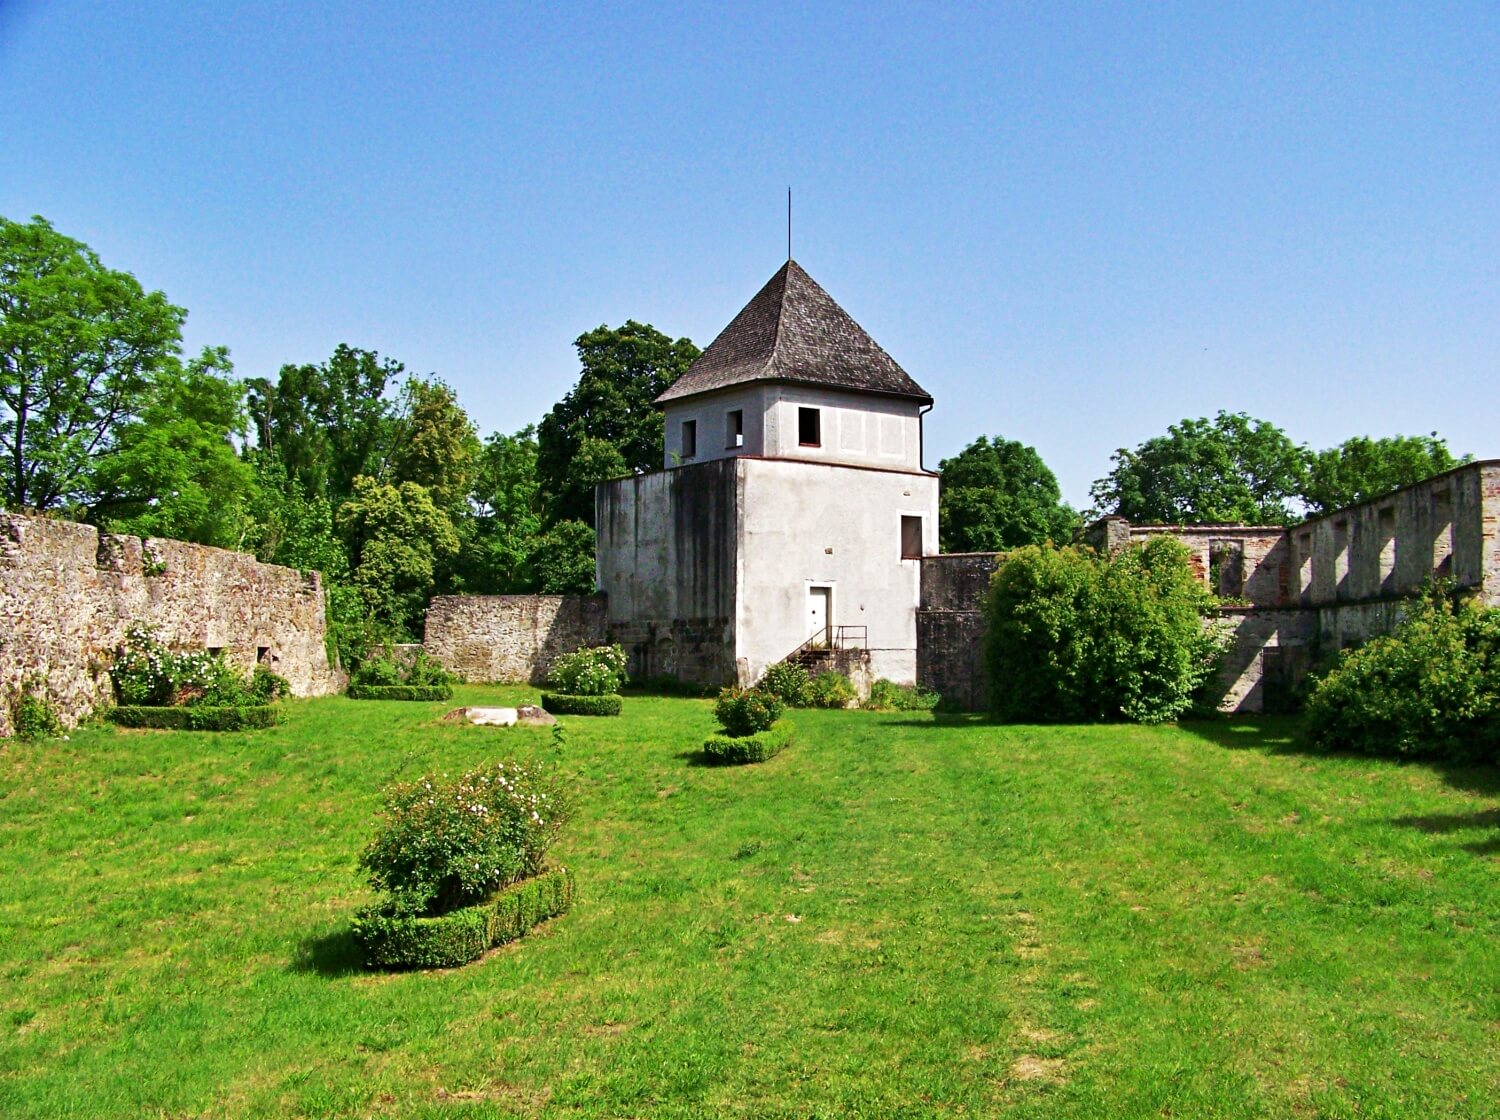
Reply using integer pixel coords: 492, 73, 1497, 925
916, 553, 1000, 712
596, 460, 738, 685
422, 595, 607, 683
0, 513, 340, 736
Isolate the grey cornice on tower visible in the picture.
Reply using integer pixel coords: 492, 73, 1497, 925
655, 260, 932, 406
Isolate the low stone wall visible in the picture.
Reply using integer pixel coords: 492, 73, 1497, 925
0, 513, 341, 736
422, 595, 607, 684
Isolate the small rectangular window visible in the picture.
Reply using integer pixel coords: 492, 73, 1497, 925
726, 409, 743, 449
681, 420, 696, 460
798, 407, 821, 447
901, 515, 923, 560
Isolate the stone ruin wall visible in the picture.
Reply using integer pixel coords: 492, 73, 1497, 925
422, 595, 607, 684
916, 553, 1002, 712
916, 462, 1500, 715
0, 513, 341, 736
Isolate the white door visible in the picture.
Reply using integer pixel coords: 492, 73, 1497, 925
808, 587, 831, 646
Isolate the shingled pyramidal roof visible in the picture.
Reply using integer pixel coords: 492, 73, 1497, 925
655, 260, 932, 406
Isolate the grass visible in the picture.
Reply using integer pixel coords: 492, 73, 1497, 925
0, 688, 1496, 1118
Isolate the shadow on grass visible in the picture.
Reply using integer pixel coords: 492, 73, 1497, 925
1391, 807, 1500, 856
674, 748, 718, 768
290, 927, 365, 978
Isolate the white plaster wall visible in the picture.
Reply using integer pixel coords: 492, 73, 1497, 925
660, 386, 770, 468
733, 458, 938, 685
761, 386, 924, 471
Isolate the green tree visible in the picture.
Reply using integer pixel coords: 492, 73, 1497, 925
243, 457, 348, 580
337, 476, 459, 635
1090, 411, 1309, 526
985, 538, 1223, 723
389, 377, 480, 510
87, 346, 256, 547
0, 215, 186, 512
938, 435, 1077, 552
455, 426, 544, 594
537, 321, 699, 524
527, 519, 596, 594
246, 344, 402, 509
1301, 434, 1465, 513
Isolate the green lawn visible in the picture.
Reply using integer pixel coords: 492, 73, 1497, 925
1, 689, 1496, 1118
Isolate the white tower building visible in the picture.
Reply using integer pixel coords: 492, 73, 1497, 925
595, 261, 939, 688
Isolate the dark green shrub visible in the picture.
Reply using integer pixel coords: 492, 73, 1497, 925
540, 692, 623, 717
405, 650, 457, 687
805, 671, 856, 709
546, 644, 628, 696
352, 866, 575, 970
250, 665, 291, 703
714, 688, 784, 736
107, 705, 281, 731
757, 661, 810, 706
702, 723, 793, 765
351, 654, 401, 687
10, 677, 63, 741
359, 759, 571, 916
985, 539, 1223, 723
1304, 592, 1500, 763
346, 684, 454, 701
863, 679, 940, 711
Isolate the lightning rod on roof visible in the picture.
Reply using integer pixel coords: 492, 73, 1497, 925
787, 187, 792, 262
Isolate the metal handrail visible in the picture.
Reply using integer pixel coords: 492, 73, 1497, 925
784, 623, 869, 664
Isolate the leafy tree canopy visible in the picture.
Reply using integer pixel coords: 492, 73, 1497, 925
88, 345, 256, 547
1089, 411, 1308, 526
1, 214, 186, 512
337, 476, 459, 635
537, 321, 699, 524
247, 344, 403, 510
389, 376, 480, 510
529, 519, 596, 594
938, 435, 1076, 552
1301, 434, 1466, 513
455, 426, 543, 595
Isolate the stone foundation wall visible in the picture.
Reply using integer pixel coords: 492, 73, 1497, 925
422, 595, 607, 684
608, 617, 737, 687
916, 553, 1001, 712
0, 513, 340, 736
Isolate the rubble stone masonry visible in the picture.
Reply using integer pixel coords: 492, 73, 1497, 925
423, 595, 607, 683
0, 513, 341, 736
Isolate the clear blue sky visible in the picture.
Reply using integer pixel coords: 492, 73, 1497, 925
3, 1, 1497, 507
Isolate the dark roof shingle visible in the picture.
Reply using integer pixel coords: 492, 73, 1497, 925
655, 260, 932, 406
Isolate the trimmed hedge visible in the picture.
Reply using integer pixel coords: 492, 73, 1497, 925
702, 721, 792, 765
107, 705, 281, 731
346, 684, 454, 702
541, 692, 623, 717
351, 866, 576, 970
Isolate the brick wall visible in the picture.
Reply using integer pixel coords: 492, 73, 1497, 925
0, 514, 341, 736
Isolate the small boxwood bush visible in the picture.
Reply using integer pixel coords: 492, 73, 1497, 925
546, 644, 628, 696
107, 705, 281, 731
863, 678, 940, 712
541, 692, 623, 717
703, 723, 793, 765
805, 670, 856, 709
757, 661, 810, 706
352, 866, 575, 970
714, 688, 784, 736
346, 683, 454, 702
